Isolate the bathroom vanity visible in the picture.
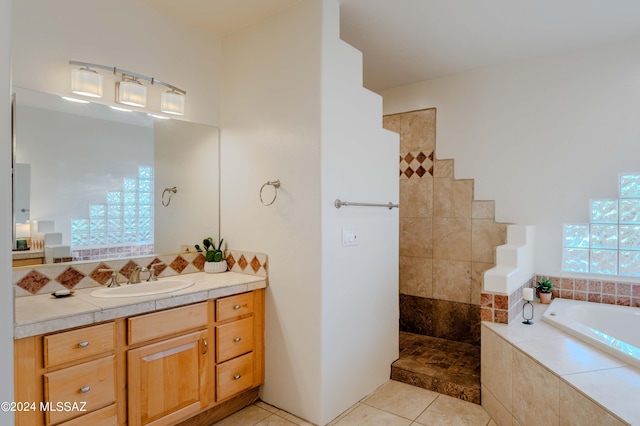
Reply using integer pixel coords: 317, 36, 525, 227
13, 272, 265, 426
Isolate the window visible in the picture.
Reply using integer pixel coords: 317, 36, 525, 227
563, 173, 640, 276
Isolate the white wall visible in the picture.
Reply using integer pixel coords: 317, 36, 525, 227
154, 120, 220, 253
12, 0, 221, 126
381, 38, 640, 277
222, 1, 398, 424
0, 0, 14, 423
221, 1, 323, 422
319, 0, 398, 423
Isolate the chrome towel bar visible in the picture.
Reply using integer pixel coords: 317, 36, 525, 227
334, 199, 399, 210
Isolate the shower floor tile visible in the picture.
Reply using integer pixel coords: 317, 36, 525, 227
391, 331, 481, 404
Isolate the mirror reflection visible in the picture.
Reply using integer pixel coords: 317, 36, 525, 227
12, 87, 220, 267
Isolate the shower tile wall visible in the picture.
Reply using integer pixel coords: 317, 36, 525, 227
384, 109, 507, 345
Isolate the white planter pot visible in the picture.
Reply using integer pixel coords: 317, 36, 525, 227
204, 260, 227, 274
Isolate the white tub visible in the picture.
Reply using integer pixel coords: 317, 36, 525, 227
542, 298, 640, 369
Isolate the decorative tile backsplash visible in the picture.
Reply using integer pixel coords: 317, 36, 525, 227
481, 274, 640, 324
13, 249, 268, 297
400, 151, 434, 179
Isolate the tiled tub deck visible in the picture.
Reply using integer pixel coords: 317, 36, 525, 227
481, 303, 639, 426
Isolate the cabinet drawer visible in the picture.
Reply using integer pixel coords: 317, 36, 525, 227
58, 403, 117, 426
216, 316, 254, 363
44, 323, 115, 368
128, 302, 208, 345
216, 292, 254, 322
44, 356, 116, 425
216, 352, 254, 401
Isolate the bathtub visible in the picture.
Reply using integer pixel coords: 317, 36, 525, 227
542, 298, 640, 369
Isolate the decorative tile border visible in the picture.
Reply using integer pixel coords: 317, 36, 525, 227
400, 151, 434, 179
13, 249, 268, 297
481, 274, 640, 324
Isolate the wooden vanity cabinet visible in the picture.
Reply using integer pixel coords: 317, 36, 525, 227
14, 288, 265, 426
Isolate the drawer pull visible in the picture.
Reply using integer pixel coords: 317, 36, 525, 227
234, 304, 241, 310
79, 386, 91, 394
234, 337, 241, 343
234, 374, 241, 380
77, 341, 90, 348
202, 337, 208, 355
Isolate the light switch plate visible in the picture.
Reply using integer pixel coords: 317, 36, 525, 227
341, 230, 358, 246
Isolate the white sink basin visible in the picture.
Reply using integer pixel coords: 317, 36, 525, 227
90, 280, 195, 298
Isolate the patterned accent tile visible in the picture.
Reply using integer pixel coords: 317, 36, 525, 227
170, 255, 189, 273
238, 255, 248, 271
147, 257, 168, 275
119, 260, 140, 280
250, 256, 262, 273
191, 253, 206, 271
17, 270, 51, 294
400, 150, 434, 180
56, 267, 85, 289
227, 253, 236, 270
90, 262, 116, 285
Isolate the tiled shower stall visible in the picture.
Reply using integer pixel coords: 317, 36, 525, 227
383, 109, 507, 403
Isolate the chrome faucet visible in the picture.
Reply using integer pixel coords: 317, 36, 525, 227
128, 266, 149, 284
98, 268, 120, 287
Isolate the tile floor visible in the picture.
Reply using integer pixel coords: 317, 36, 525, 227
211, 380, 495, 426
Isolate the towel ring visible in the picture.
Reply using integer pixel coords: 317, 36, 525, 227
260, 180, 280, 206
161, 186, 177, 207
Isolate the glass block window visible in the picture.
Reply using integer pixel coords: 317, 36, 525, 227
71, 166, 154, 257
562, 173, 640, 277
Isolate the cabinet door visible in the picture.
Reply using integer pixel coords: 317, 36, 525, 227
128, 330, 209, 426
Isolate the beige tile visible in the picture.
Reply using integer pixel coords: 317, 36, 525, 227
399, 109, 435, 152
400, 217, 433, 257
471, 220, 507, 263
433, 179, 473, 219
400, 179, 433, 218
327, 403, 361, 426
481, 385, 512, 426
255, 400, 280, 413
514, 337, 626, 376
559, 381, 624, 426
433, 218, 471, 261
332, 403, 412, 426
472, 201, 495, 219
487, 421, 498, 426
255, 415, 298, 426
383, 114, 401, 134
213, 405, 272, 426
271, 410, 314, 426
400, 256, 432, 298
362, 380, 439, 421
481, 326, 513, 413
562, 367, 640, 424
415, 394, 491, 425
512, 349, 560, 426
432, 260, 471, 304
471, 262, 493, 305
433, 159, 454, 178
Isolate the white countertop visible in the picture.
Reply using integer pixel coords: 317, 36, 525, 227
14, 271, 266, 339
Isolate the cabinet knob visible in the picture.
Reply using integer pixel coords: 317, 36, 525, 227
234, 304, 241, 310
77, 341, 90, 348
234, 337, 241, 343
79, 386, 91, 394
234, 374, 241, 380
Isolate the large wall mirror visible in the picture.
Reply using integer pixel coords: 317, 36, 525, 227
12, 86, 220, 267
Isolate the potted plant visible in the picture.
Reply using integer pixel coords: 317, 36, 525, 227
535, 276, 554, 304
195, 237, 227, 273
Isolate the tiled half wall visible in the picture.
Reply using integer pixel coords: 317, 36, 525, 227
13, 249, 268, 297
384, 108, 508, 343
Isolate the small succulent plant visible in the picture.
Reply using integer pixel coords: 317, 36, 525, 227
535, 276, 554, 294
195, 237, 224, 263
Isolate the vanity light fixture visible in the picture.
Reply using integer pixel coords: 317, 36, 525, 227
160, 90, 185, 115
71, 67, 103, 98
69, 60, 186, 114
116, 76, 147, 108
